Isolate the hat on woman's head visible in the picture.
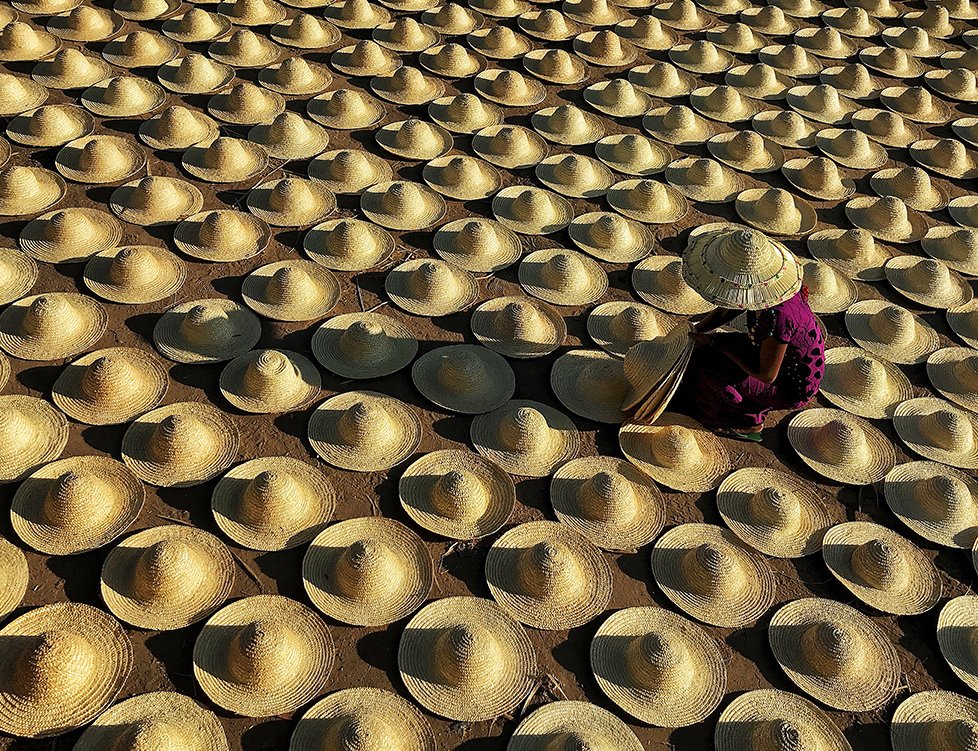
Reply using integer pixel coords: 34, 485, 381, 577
7, 104, 93, 148
471, 399, 579, 477
629, 61, 697, 98
845, 299, 939, 364
910, 138, 978, 179
643, 105, 718, 145
820, 347, 912, 419
48, 5, 124, 41
885, 256, 972, 309
428, 93, 502, 134
163, 8, 233, 41
471, 124, 547, 169
0, 396, 67, 484
473, 68, 547, 106
219, 349, 320, 414
412, 345, 515, 415
492, 186, 573, 235
928, 347, 978, 413
0, 292, 106, 362
373, 17, 439, 52
891, 691, 978, 751
108, 176, 203, 228
615, 14, 677, 49
800, 258, 858, 314
174, 210, 270, 263
550, 350, 627, 423
590, 606, 726, 727
0, 249, 36, 307
884, 460, 978, 548
311, 312, 417, 379
307, 149, 392, 195
788, 407, 897, 484
893, 397, 978, 469
470, 296, 567, 359
153, 299, 261, 365
208, 29, 282, 67
620, 414, 730, 492
845, 196, 927, 243
371, 66, 446, 105
307, 89, 385, 130
735, 188, 818, 236
55, 135, 146, 185
360, 180, 447, 230
385, 259, 479, 317
716, 689, 853, 751
807, 227, 893, 281
0, 166, 65, 217
139, 106, 218, 151
182, 138, 268, 184
423, 155, 501, 200
432, 218, 522, 272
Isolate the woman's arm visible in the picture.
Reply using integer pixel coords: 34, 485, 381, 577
716, 337, 788, 385
692, 308, 740, 333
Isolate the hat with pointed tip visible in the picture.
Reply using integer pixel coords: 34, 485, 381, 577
323, 0, 390, 27
871, 166, 947, 213
885, 255, 972, 309
208, 28, 282, 67
550, 349, 626, 423
428, 93, 502, 134
138, 105, 219, 151
331, 39, 400, 76
884, 460, 978, 548
893, 397, 978, 469
18, 207, 120, 263
307, 148, 392, 195
643, 105, 718, 145
820, 346, 912, 419
782, 156, 855, 199
492, 186, 573, 235
535, 153, 613, 198
108, 176, 203, 226
594, 134, 671, 177
759, 43, 824, 76
752, 110, 822, 148
891, 690, 978, 751
788, 407, 897, 484
173, 210, 269, 264
735, 188, 817, 236
303, 218, 394, 271
632, 256, 715, 315
522, 47, 588, 85
845, 195, 928, 242
311, 312, 417, 379
0, 292, 106, 362
423, 154, 501, 200
31, 49, 109, 90
569, 212, 654, 264
218, 0, 287, 25
910, 138, 978, 179
881, 85, 953, 123
219, 349, 321, 415
629, 61, 697, 98
83, 245, 186, 307
55, 135, 146, 184
473, 68, 546, 106
245, 178, 335, 229
385, 259, 479, 317
371, 65, 446, 105
0, 22, 61, 62
620, 413, 730, 492
182, 138, 268, 183
0, 396, 67, 484
669, 39, 734, 73
47, 5, 124, 41
375, 119, 453, 160
361, 180, 447, 230
471, 124, 548, 169
470, 296, 566, 359
845, 299, 939, 364
716, 689, 854, 751
162, 7, 232, 42
248, 112, 329, 161
432, 217, 522, 272
807, 228, 892, 281
860, 45, 926, 76
153, 298, 261, 365
740, 4, 797, 34
208, 82, 284, 126
411, 345, 515, 415
615, 14, 677, 49
0, 166, 66, 217
102, 30, 178, 68
372, 16, 439, 52
922, 225, 978, 276
471, 400, 579, 477
258, 57, 332, 96
307, 88, 386, 130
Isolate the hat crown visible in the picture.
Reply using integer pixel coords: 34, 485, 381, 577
150, 413, 214, 461
348, 40, 387, 68
627, 630, 689, 692
640, 62, 682, 90
0, 166, 41, 201
775, 44, 807, 67
703, 85, 743, 112
109, 246, 164, 287
266, 113, 317, 146
337, 400, 396, 444
578, 470, 637, 522
750, 486, 802, 530
127, 177, 175, 211
0, 408, 35, 456
917, 475, 974, 522
201, 138, 249, 170
925, 138, 968, 167
684, 158, 724, 187
226, 82, 272, 114
324, 219, 376, 257
228, 617, 300, 685
804, 261, 839, 295
80, 354, 142, 400
628, 180, 675, 213
486, 125, 528, 155
79, 138, 128, 173
491, 70, 532, 98
723, 131, 766, 161
435, 350, 489, 394
241, 350, 302, 398
29, 106, 77, 136
434, 42, 470, 68
120, 30, 160, 56
327, 150, 369, 180
498, 406, 550, 453
588, 212, 634, 246
42, 470, 112, 528
718, 229, 779, 275
43, 210, 92, 244
0, 21, 42, 49
336, 715, 399, 751
226, 29, 265, 56
649, 424, 700, 467
178, 7, 220, 32
336, 0, 375, 20
757, 720, 817, 751
241, 469, 305, 526
431, 469, 488, 520
576, 361, 625, 402
801, 621, 863, 677
497, 300, 549, 340
587, 30, 624, 57
537, 48, 575, 75
903, 258, 950, 295
870, 304, 915, 344
23, 294, 81, 340
445, 94, 486, 123
534, 8, 569, 32
174, 52, 216, 83
386, 16, 424, 42
338, 320, 392, 363
322, 89, 368, 117
608, 134, 652, 164
765, 111, 807, 139
132, 538, 201, 601
847, 355, 887, 395
541, 252, 588, 292
438, 156, 484, 186
264, 263, 320, 303
378, 181, 425, 214
922, 408, 974, 451
663, 105, 697, 130
457, 219, 501, 253
13, 629, 94, 698
389, 65, 426, 90
549, 105, 586, 133
435, 623, 500, 685
180, 303, 236, 345
64, 5, 110, 31
609, 305, 660, 344
684, 541, 745, 595
335, 538, 403, 600
850, 537, 907, 590
284, 17, 324, 41
752, 189, 798, 222
122, 719, 188, 751
156, 106, 206, 141
813, 418, 869, 464
516, 540, 582, 598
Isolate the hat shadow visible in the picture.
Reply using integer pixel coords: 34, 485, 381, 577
356, 626, 404, 685
144, 627, 201, 695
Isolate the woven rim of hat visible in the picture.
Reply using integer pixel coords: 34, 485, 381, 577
310, 311, 418, 379
470, 399, 580, 477
410, 343, 515, 414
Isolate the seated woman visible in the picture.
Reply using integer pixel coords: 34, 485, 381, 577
678, 227, 825, 442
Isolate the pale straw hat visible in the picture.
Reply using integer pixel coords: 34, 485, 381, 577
101, 30, 179, 68
472, 124, 548, 169
886, 256, 972, 309
55, 135, 146, 185
940, 597, 978, 694
18, 207, 120, 263
0, 22, 61, 62
807, 227, 893, 281
219, 349, 320, 414
785, 84, 858, 126
246, 179, 335, 229
208, 29, 282, 67
590, 606, 726, 727
519, 249, 608, 307
928, 347, 978, 413
550, 349, 626, 423
7, 104, 93, 148
690, 84, 759, 123
361, 180, 447, 230
772, 0, 827, 18
906, 4, 958, 34
173, 210, 270, 262
616, 15, 677, 50
0, 248, 36, 307
473, 68, 547, 106
620, 413, 730, 492
668, 39, 734, 74
0, 603, 132, 738
760, 43, 824, 77
823, 5, 882, 35
951, 196, 978, 229
331, 39, 401, 76
163, 8, 233, 41
432, 217, 522, 272
162, 54, 238, 93
910, 138, 978, 179
307, 89, 386, 130
664, 157, 743, 204
629, 61, 697, 99
523, 48, 589, 85
845, 299, 939, 364
212, 456, 334, 551
242, 260, 340, 322
569, 212, 654, 265
782, 156, 855, 200
518, 8, 582, 40
48, 5, 124, 41
845, 196, 927, 243
419, 42, 487, 77
821, 346, 912, 419
412, 344, 514, 415
400, 449, 515, 538
311, 312, 417, 379
871, 167, 947, 212
564, 0, 626, 25
271, 16, 341, 49
304, 218, 394, 272
373, 17, 439, 52
881, 85, 953, 123
607, 179, 689, 224
573, 29, 638, 66
715, 689, 853, 751
726, 63, 794, 101
193, 595, 334, 717
950, 299, 978, 349
307, 149, 393, 195
632, 256, 715, 315
469, 25, 532, 58
0, 536, 26, 619
114, 0, 181, 20
886, 460, 978, 548
717, 467, 831, 558
371, 66, 445, 106
643, 105, 718, 146
181, 138, 268, 184
594, 134, 671, 178
587, 300, 677, 357
0, 166, 65, 217
492, 186, 573, 235
860, 45, 926, 77
735, 188, 818, 236
423, 155, 501, 200
208, 82, 285, 126
942, 0, 978, 19
752, 110, 822, 149
428, 93, 502, 134
217, 0, 287, 25
0, 292, 106, 362
74, 692, 228, 751
470, 296, 567, 358
769, 597, 899, 710
653, 0, 715, 29
894, 397, 978, 469
79, 77, 164, 122
0, 396, 68, 484
707, 21, 770, 53
820, 62, 881, 101
385, 259, 478, 317
822, 520, 941, 615
532, 105, 605, 146
794, 26, 858, 58
788, 407, 897, 484
801, 259, 858, 314
925, 68, 978, 102
31, 50, 108, 91
891, 690, 978, 751
139, 105, 219, 151
923, 226, 978, 276
309, 390, 422, 472
108, 176, 203, 228
248, 113, 329, 159
509, 701, 642, 751
323, 0, 390, 27
882, 26, 949, 56
953, 117, 978, 148
551, 455, 664, 550
291, 688, 435, 751
707, 132, 785, 175
740, 4, 798, 33
153, 298, 262, 364
52, 346, 168, 425
471, 399, 579, 477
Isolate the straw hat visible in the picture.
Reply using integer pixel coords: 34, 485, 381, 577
607, 179, 689, 224
643, 105, 717, 146
468, 25, 531, 58
245, 179, 335, 230
807, 227, 893, 281
886, 256, 972, 309
153, 298, 262, 364
928, 347, 978, 413
331, 39, 400, 77
782, 157, 855, 200
735, 188, 818, 236
0, 537, 24, 618
845, 196, 927, 243
910, 138, 978, 179
174, 210, 270, 262
941, 597, 978, 696
75, 692, 228, 751
421, 1, 484, 34
219, 349, 320, 414
568, 212, 653, 265
7, 104, 93, 148
0, 292, 106, 362
518, 8, 580, 40
411, 342, 509, 416
706, 21, 770, 53
628, 62, 697, 98
759, 43, 824, 77
418, 42, 486, 78
820, 63, 881, 103
308, 391, 421, 472
383, 259, 477, 317
717, 467, 831, 558
881, 85, 953, 123
55, 135, 145, 185
801, 259, 858, 314
31, 50, 108, 91
619, 324, 692, 412
0, 603, 132, 738
373, 17, 439, 51
307, 89, 386, 130
270, 15, 340, 49
820, 346, 912, 419
653, 0, 715, 29
923, 226, 978, 276
510, 701, 643, 751
925, 68, 978, 103
846, 299, 940, 364
423, 155, 500, 200
942, 0, 978, 18
108, 177, 203, 229
894, 397, 978, 470
428, 94, 502, 134
881, 26, 949, 56
717, 689, 853, 751
951, 196, 978, 229
708, 131, 785, 175
114, 0, 181, 20
194, 595, 333, 718
47, 5, 124, 41
0, 22, 60, 62
307, 149, 392, 195
871, 167, 947, 213
784, 84, 858, 126
740, 4, 798, 33
491, 186, 573, 236
0, 248, 36, 306
572, 30, 638, 66
101, 30, 179, 69
517, 249, 605, 307
472, 124, 547, 169
163, 8, 233, 41
183, 137, 270, 184
529, 107, 603, 148
242, 260, 338, 323
303, 218, 393, 272
471, 399, 579, 477
593, 134, 670, 178
885, 460, 978, 548
432, 218, 522, 272
769, 598, 900, 710
218, 0, 287, 25
0, 396, 67, 484
371, 66, 445, 105
400, 449, 515, 539
615, 15, 677, 50
208, 82, 285, 126
620, 413, 730, 492
860, 46, 926, 77
311, 312, 417, 379
0, 166, 65, 217
82, 77, 164, 121
359, 181, 445, 231
788, 407, 896, 484
52, 346, 168, 425
323, 0, 390, 26
794, 26, 858, 58
521, 48, 587, 85
473, 69, 547, 106
949, 299, 978, 351
19, 208, 123, 265
550, 349, 625, 423
663, 157, 744, 204
669, 40, 734, 73
906, 4, 958, 34
208, 29, 282, 67
891, 691, 978, 751
248, 113, 329, 159
632, 256, 715, 315
139, 105, 219, 151
563, 0, 626, 25
471, 296, 566, 359
587, 301, 675, 357
724, 63, 793, 102
690, 85, 760, 123
752, 110, 821, 149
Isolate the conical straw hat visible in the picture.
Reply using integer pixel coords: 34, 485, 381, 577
905, 4, 957, 34
470, 296, 567, 358
108, 176, 203, 227
7, 104, 94, 148
385, 259, 479, 317
411, 344, 514, 415
590, 606, 726, 727
419, 42, 487, 77
52, 346, 168, 424
245, 179, 335, 229
219, 349, 321, 413
740, 4, 798, 34
690, 85, 759, 122
725, 63, 794, 101
569, 212, 654, 265
307, 148, 392, 195
331, 39, 400, 76
303, 517, 432, 626
311, 312, 417, 379
860, 45, 926, 77
0, 22, 60, 62
372, 17, 439, 52
788, 407, 896, 484
428, 94, 502, 134
519, 249, 608, 306
620, 324, 691, 410
653, 0, 715, 29
248, 113, 329, 159
307, 89, 386, 130
735, 188, 817, 236
551, 455, 664, 550
885, 256, 972, 309
807, 227, 893, 281
208, 29, 282, 67
47, 5, 125, 41
473, 68, 547, 106
717, 467, 831, 558
74, 691, 228, 751
881, 26, 949, 56
785, 84, 859, 125
163, 8, 233, 41
101, 30, 179, 68
925, 68, 978, 102
114, 0, 181, 21
572, 29, 638, 66
212, 456, 334, 551
941, 0, 978, 19
432, 217, 522, 272
885, 460, 978, 549
471, 124, 548, 169
822, 520, 941, 615
398, 596, 536, 721
594, 134, 671, 178
605, 179, 687, 224
550, 349, 626, 423
139, 105, 219, 151
615, 14, 677, 50
632, 256, 715, 315
794, 26, 858, 58
18, 207, 120, 263
11, 455, 142, 554
173, 210, 270, 262
800, 258, 858, 314
706, 21, 770, 53
628, 61, 697, 98
891, 690, 978, 751
303, 218, 394, 271
0, 166, 66, 217
0, 248, 37, 307
951, 196, 978, 229
323, 0, 390, 27
880, 85, 953, 123
55, 135, 146, 184
950, 299, 978, 350
771, 0, 827, 18
82, 76, 167, 117
0, 536, 27, 619
509, 701, 642, 751
587, 300, 676, 356
263, 53, 333, 92
822, 5, 882, 35
759, 43, 824, 76
664, 157, 743, 203
372, 66, 446, 105
782, 156, 855, 200
940, 597, 978, 695
308, 390, 421, 471
643, 105, 717, 146
928, 347, 978, 413
845, 195, 928, 243
194, 595, 334, 717
361, 180, 447, 230
752, 110, 822, 149
715, 689, 853, 751
471, 399, 579, 477
894, 397, 978, 469
910, 138, 978, 179
153, 298, 262, 364
423, 155, 501, 200
217, 0, 287, 25
669, 39, 735, 73
820, 62, 881, 101
707, 131, 785, 174
241, 260, 339, 322
0, 292, 106, 361
31, 49, 109, 90
532, 105, 606, 147
0, 396, 67, 484
291, 688, 435, 751
492, 186, 572, 235
523, 48, 588, 85
769, 597, 900, 711
271, 15, 341, 49
0, 603, 132, 738
563, 0, 626, 25
101, 525, 235, 630
518, 8, 581, 40
954, 117, 978, 149
923, 225, 978, 276
208, 82, 285, 125
820, 346, 912, 418
845, 299, 939, 364
871, 166, 947, 212
468, 24, 532, 58
620, 413, 730, 492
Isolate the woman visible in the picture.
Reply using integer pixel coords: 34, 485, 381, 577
678, 226, 825, 441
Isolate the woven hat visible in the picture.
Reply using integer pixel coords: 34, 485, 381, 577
0, 22, 60, 62
469, 25, 532, 57
531, 106, 604, 148
951, 196, 978, 229
245, 179, 335, 230
891, 691, 978, 751
471, 296, 566, 359
894, 397, 978, 469
248, 113, 329, 159
788, 407, 896, 484
219, 349, 321, 414
820, 63, 881, 101
628, 61, 696, 98
419, 42, 486, 78
923, 226, 978, 276
422, 2, 484, 34
114, 0, 181, 20
881, 85, 953, 123
153, 298, 262, 364
47, 5, 124, 41
518, 7, 580, 39
725, 63, 793, 102
569, 212, 653, 265
871, 167, 947, 212
615, 15, 677, 49
707, 21, 769, 53
563, 0, 626, 24
174, 210, 270, 262
941, 597, 978, 695
182, 137, 269, 184
7, 104, 93, 148
587, 301, 675, 357
572, 30, 638, 66
716, 689, 853, 751
373, 17, 439, 51
0, 537, 25, 620
882, 26, 949, 56
139, 105, 219, 151
0, 166, 65, 217
690, 85, 759, 123
510, 701, 642, 751
885, 460, 978, 548
845, 196, 927, 243
361, 180, 446, 230
523, 48, 588, 85
31, 50, 108, 91
163, 8, 233, 41
471, 399, 579, 477
433, 218, 521, 273
270, 15, 340, 49
860, 45, 926, 77
372, 66, 445, 105
208, 29, 282, 67
307, 149, 392, 195
311, 312, 417, 379
208, 82, 285, 126
822, 4, 882, 35
472, 124, 547, 170
307, 89, 385, 130
653, 0, 715, 29
668, 40, 734, 74
752, 110, 821, 149
782, 157, 855, 200
304, 218, 393, 272
928, 347, 978, 413
423, 155, 500, 200
491, 186, 572, 236
759, 43, 824, 77
19, 208, 120, 264
79, 76, 165, 120
108, 176, 203, 229
473, 69, 546, 106
735, 188, 818, 236
217, 0, 287, 25
942, 0, 978, 18
664, 157, 743, 204
594, 134, 670, 178
950, 299, 978, 350
925, 68, 978, 102
384, 259, 478, 317
769, 597, 900, 710
0, 248, 36, 306
55, 135, 145, 185
910, 138, 978, 179
323, 0, 389, 26
0, 292, 106, 362
428, 94, 502, 134
717, 467, 831, 558
0, 603, 132, 738
0, 396, 67, 484
412, 345, 512, 416
954, 117, 978, 148
52, 346, 168, 425
331, 39, 400, 76
620, 413, 730, 492
708, 131, 785, 174
518, 249, 607, 307
794, 26, 858, 58
785, 84, 858, 126
801, 259, 858, 314
807, 227, 893, 281
886, 256, 972, 309
739, 2, 797, 32
643, 105, 717, 146
241, 260, 339, 322
906, 4, 958, 33
607, 179, 689, 224
619, 324, 692, 411
550, 349, 626, 424
821, 346, 912, 419
632, 257, 714, 315
102, 30, 179, 69
308, 391, 421, 472
194, 595, 333, 718
845, 299, 939, 364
